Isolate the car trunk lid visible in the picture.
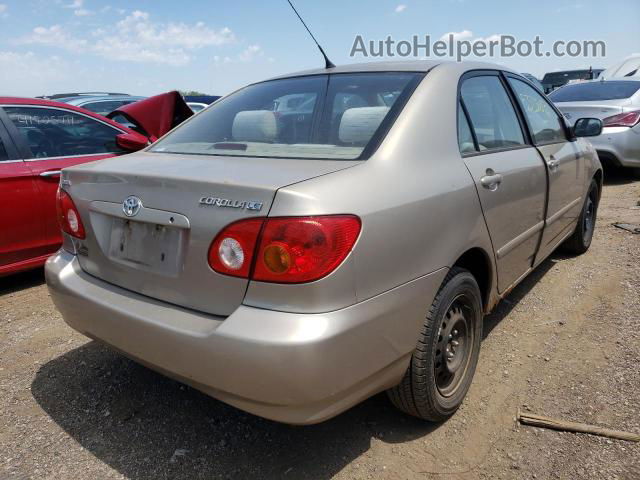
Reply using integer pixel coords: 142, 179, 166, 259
63, 151, 359, 316
555, 101, 629, 124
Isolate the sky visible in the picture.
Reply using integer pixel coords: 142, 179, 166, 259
0, 0, 639, 97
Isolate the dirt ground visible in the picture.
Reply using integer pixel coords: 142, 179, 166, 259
1, 167, 639, 480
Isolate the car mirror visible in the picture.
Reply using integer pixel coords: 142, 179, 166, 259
116, 132, 149, 152
573, 118, 603, 138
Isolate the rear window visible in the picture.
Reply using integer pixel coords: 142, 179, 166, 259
150, 72, 423, 160
549, 81, 640, 102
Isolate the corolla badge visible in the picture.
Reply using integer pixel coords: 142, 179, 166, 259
199, 196, 263, 211
123, 196, 143, 217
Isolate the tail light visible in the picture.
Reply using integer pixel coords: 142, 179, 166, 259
56, 187, 85, 239
208, 215, 361, 284
602, 110, 640, 128
208, 218, 264, 278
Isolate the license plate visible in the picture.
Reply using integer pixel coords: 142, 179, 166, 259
108, 219, 182, 273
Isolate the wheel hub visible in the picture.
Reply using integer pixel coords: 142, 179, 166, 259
434, 296, 474, 397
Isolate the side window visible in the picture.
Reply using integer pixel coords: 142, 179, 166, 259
460, 76, 526, 151
508, 78, 566, 144
458, 103, 476, 154
4, 107, 123, 158
0, 138, 8, 161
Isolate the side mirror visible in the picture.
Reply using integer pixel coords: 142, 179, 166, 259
116, 132, 149, 152
573, 118, 603, 138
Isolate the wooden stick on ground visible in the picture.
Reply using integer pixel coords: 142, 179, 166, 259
517, 409, 640, 442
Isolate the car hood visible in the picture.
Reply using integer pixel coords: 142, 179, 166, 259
109, 91, 193, 140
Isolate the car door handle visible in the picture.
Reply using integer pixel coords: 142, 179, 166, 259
40, 170, 62, 177
480, 172, 503, 190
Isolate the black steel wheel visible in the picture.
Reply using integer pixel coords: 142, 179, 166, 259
563, 179, 599, 255
387, 267, 483, 422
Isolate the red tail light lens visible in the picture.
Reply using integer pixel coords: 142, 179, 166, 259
56, 187, 85, 239
254, 215, 361, 283
208, 218, 264, 278
602, 110, 640, 128
208, 215, 361, 283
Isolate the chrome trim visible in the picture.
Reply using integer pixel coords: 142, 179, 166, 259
40, 170, 62, 177
546, 197, 581, 226
497, 220, 544, 259
0, 159, 25, 164
89, 200, 191, 229
24, 152, 120, 162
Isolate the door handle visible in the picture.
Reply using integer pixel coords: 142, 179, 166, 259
547, 155, 560, 172
40, 170, 62, 177
480, 171, 503, 191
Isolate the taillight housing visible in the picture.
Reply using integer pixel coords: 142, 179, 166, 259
208, 215, 361, 284
602, 110, 640, 128
207, 218, 264, 278
56, 187, 85, 239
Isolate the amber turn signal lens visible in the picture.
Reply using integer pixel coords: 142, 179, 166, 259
263, 243, 291, 274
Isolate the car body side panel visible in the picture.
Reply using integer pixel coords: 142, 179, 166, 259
463, 148, 547, 293
245, 62, 497, 313
536, 140, 586, 253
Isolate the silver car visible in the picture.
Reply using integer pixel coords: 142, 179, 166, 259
46, 61, 603, 425
550, 79, 640, 169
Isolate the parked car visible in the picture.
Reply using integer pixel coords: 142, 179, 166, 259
45, 61, 603, 425
541, 68, 604, 94
187, 102, 208, 113
521, 73, 545, 92
0, 91, 192, 276
550, 79, 640, 169
59, 94, 147, 116
600, 55, 640, 80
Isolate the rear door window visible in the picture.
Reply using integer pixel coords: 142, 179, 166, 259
457, 103, 476, 154
460, 76, 526, 151
508, 78, 566, 144
4, 107, 124, 158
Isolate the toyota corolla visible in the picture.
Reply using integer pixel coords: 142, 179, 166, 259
46, 61, 603, 425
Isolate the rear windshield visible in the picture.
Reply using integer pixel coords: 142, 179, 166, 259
150, 72, 423, 160
549, 81, 640, 102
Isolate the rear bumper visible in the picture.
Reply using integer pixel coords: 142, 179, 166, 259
45, 251, 446, 424
591, 126, 640, 168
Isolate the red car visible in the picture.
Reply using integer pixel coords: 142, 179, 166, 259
0, 91, 192, 276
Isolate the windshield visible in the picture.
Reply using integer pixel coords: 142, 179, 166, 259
549, 81, 640, 102
150, 72, 423, 160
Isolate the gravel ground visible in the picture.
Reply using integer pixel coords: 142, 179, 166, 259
1, 167, 639, 480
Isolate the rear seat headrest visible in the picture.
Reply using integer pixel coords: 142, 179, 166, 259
232, 110, 278, 143
338, 106, 390, 145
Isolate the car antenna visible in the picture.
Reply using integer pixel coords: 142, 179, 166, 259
285, 0, 335, 69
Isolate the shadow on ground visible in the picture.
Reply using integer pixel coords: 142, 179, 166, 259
32, 342, 440, 480
0, 268, 45, 297
602, 164, 639, 186
30, 250, 572, 479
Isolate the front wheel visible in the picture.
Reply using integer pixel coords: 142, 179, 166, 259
562, 179, 599, 255
387, 267, 483, 422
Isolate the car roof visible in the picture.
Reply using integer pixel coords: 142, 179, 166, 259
266, 60, 520, 82
62, 95, 146, 105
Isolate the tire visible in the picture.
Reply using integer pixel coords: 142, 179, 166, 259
387, 267, 483, 422
562, 179, 599, 255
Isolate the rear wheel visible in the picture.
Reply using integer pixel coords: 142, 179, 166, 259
562, 179, 599, 255
387, 267, 483, 422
